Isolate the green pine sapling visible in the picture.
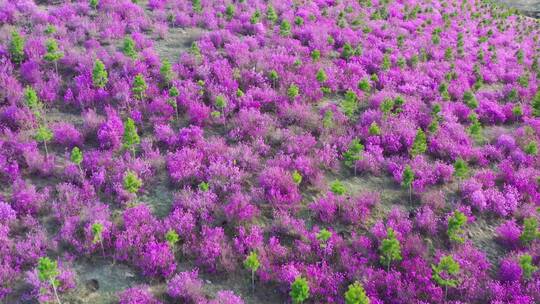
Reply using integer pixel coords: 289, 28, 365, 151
132, 74, 148, 100
160, 59, 174, 86
463, 91, 478, 109
330, 180, 347, 196
379, 227, 402, 271
287, 84, 300, 99
520, 217, 540, 246
316, 228, 332, 248
168, 86, 180, 121
90, 0, 99, 9
401, 165, 414, 203
381, 53, 391, 71
280, 20, 291, 36
358, 78, 371, 93
122, 118, 140, 157
198, 181, 209, 192
123, 170, 142, 197
453, 158, 469, 180
525, 141, 538, 156
35, 125, 53, 159
165, 229, 180, 249
243, 251, 260, 292
215, 95, 227, 113
44, 24, 57, 35
341, 90, 359, 119
519, 254, 538, 280
192, 0, 202, 13
368, 122, 381, 136
343, 139, 364, 175
342, 43, 354, 60
292, 170, 302, 185
24, 86, 44, 121
447, 211, 467, 244
92, 59, 108, 89
225, 4, 236, 20
37, 257, 62, 304
432, 255, 460, 300
269, 70, 279, 87
311, 49, 321, 61
43, 38, 64, 74
410, 128, 427, 157
380, 98, 394, 117
266, 5, 278, 24
316, 68, 328, 83
9, 30, 25, 64
71, 146, 83, 175
344, 281, 370, 304
532, 89, 540, 117
122, 36, 137, 59
250, 9, 261, 24
290, 276, 310, 304
91, 221, 105, 256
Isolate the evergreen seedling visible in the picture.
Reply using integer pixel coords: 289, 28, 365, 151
165, 229, 180, 248
453, 158, 469, 180
341, 90, 358, 118
195, 181, 208, 192
447, 211, 467, 244
122, 36, 137, 59
292, 170, 302, 185
244, 251, 260, 292
290, 276, 310, 304
432, 255, 460, 300
401, 165, 414, 203
330, 180, 346, 196
316, 228, 332, 247
160, 59, 173, 85
410, 128, 427, 157
35, 125, 53, 159
132, 74, 147, 100
266, 5, 278, 24
316, 68, 327, 83
123, 170, 142, 196
368, 122, 381, 136
37, 257, 62, 304
123, 118, 140, 157
92, 59, 108, 89
520, 217, 540, 246
44, 38, 64, 74
71, 147, 83, 175
519, 254, 538, 280
91, 221, 105, 256
24, 86, 43, 121
225, 4, 235, 20
344, 281, 370, 304
343, 139, 364, 175
9, 31, 25, 64
379, 228, 402, 271
280, 20, 291, 36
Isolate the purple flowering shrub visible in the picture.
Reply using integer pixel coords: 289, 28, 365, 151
0, 0, 539, 303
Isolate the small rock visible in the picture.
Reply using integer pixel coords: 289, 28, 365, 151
205, 280, 212, 284
86, 279, 99, 292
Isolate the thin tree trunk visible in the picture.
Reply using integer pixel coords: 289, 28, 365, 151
51, 280, 62, 304
44, 141, 49, 159
251, 270, 255, 293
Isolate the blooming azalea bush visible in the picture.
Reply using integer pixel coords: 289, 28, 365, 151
0, 0, 539, 303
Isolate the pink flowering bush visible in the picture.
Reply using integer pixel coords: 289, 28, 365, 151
0, 0, 539, 302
